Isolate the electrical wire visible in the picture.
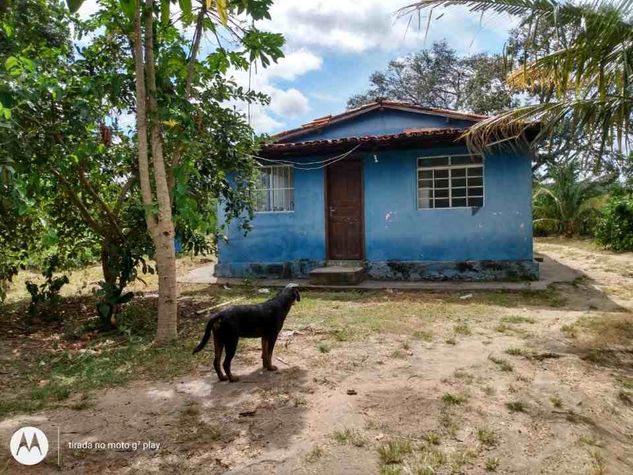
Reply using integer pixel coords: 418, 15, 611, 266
244, 142, 365, 170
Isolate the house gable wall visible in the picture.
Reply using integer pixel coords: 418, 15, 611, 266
279, 109, 475, 143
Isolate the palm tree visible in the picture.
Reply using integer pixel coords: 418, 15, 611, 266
399, 0, 633, 158
533, 161, 606, 236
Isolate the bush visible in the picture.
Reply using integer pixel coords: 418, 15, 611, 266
595, 194, 633, 251
532, 162, 605, 237
25, 255, 69, 318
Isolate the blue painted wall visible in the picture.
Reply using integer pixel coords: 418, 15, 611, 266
216, 145, 534, 273
280, 109, 475, 142
217, 161, 326, 265
364, 146, 533, 262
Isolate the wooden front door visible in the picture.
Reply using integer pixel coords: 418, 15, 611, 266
326, 159, 364, 260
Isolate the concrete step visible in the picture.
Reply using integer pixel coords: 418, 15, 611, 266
326, 260, 365, 268
309, 266, 367, 286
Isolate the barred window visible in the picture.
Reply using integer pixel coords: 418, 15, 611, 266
255, 165, 294, 212
417, 155, 484, 209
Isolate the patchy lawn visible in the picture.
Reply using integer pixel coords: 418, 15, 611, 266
0, 239, 632, 474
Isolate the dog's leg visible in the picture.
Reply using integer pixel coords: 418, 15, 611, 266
265, 334, 279, 371
261, 338, 269, 369
223, 336, 240, 382
213, 331, 228, 382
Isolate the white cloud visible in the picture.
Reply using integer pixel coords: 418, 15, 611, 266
247, 105, 286, 133
269, 88, 310, 117
265, 50, 323, 81
261, 0, 520, 54
77, 0, 100, 17
228, 49, 322, 132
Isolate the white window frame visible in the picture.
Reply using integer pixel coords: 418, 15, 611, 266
255, 165, 295, 213
417, 154, 485, 210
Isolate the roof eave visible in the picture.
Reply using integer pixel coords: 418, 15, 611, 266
260, 130, 465, 158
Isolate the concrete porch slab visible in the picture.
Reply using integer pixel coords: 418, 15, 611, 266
309, 266, 367, 285
178, 253, 581, 291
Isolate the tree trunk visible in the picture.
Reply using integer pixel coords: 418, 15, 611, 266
99, 236, 119, 330
154, 229, 178, 343
132, 0, 178, 346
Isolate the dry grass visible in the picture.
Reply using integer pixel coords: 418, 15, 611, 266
332, 428, 367, 447
505, 401, 528, 413
377, 438, 413, 464
477, 428, 498, 447
441, 392, 467, 405
571, 314, 633, 346
3, 255, 209, 303
488, 355, 514, 372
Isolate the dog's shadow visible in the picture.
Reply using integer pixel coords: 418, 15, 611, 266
196, 363, 311, 450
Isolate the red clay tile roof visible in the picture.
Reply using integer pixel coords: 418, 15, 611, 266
272, 100, 488, 143
262, 127, 465, 157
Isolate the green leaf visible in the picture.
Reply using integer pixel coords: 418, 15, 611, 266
216, 0, 228, 25
97, 303, 111, 319
20, 56, 35, 73
179, 0, 193, 23
66, 0, 85, 13
120, 0, 135, 21
4, 56, 20, 74
2, 24, 14, 38
161, 0, 171, 25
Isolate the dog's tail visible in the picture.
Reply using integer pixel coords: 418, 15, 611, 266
192, 314, 220, 354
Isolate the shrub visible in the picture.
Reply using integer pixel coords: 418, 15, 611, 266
595, 194, 633, 251
25, 255, 69, 318
533, 162, 605, 237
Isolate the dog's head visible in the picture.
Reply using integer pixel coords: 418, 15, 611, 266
283, 283, 301, 303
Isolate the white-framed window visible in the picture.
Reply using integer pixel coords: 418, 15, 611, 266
417, 155, 484, 209
255, 165, 294, 212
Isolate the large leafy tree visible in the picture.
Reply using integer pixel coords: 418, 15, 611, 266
1, 0, 282, 343
1, 0, 157, 323
399, 0, 633, 154
107, 0, 282, 344
347, 41, 515, 114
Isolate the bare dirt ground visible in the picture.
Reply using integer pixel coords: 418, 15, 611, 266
1, 239, 632, 474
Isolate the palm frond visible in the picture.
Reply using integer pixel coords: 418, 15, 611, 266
462, 95, 632, 155
400, 0, 633, 155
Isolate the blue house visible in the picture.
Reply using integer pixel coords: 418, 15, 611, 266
216, 101, 538, 282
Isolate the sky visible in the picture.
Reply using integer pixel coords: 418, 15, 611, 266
79, 0, 520, 135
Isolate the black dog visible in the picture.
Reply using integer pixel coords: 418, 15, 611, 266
193, 284, 301, 382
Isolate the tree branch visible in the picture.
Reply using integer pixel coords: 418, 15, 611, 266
185, 1, 208, 98
48, 166, 105, 236
170, 1, 208, 198
114, 176, 135, 216
77, 162, 124, 239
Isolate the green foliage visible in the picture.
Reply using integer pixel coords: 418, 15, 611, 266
347, 40, 514, 114
401, 0, 633, 155
441, 392, 467, 405
0, 0, 151, 321
25, 255, 69, 317
0, 0, 284, 329
533, 162, 606, 237
0, 170, 33, 302
595, 193, 633, 251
